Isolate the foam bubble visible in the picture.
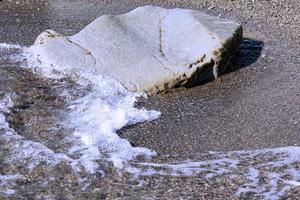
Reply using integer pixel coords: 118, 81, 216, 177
0, 43, 22, 50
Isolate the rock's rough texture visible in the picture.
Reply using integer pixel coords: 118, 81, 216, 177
30, 6, 242, 93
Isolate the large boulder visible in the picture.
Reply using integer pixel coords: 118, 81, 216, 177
30, 6, 243, 93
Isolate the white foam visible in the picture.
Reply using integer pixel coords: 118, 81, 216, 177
0, 93, 14, 129
2, 43, 300, 199
0, 43, 29, 64
232, 147, 300, 199
0, 174, 22, 196
66, 76, 159, 170
24, 44, 160, 172
1, 43, 160, 174
0, 174, 22, 181
0, 93, 79, 172
0, 43, 22, 50
136, 157, 239, 177
284, 180, 300, 186
134, 147, 300, 199
0, 93, 14, 112
0, 189, 16, 195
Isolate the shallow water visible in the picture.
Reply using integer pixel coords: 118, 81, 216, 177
1, 43, 160, 173
0, 42, 300, 199
0, 0, 299, 198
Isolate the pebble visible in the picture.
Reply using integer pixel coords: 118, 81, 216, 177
208, 6, 216, 10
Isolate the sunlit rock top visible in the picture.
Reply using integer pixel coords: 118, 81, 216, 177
30, 6, 243, 93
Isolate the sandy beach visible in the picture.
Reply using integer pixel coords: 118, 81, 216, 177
0, 0, 299, 199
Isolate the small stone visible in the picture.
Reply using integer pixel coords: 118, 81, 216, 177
208, 6, 216, 10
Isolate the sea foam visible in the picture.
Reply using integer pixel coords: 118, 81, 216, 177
1, 42, 300, 199
26, 43, 160, 172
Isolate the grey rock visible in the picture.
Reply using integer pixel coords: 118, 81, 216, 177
30, 6, 242, 93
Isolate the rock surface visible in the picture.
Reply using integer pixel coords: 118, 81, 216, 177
30, 6, 242, 93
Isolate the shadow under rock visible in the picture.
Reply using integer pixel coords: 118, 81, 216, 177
176, 37, 264, 89
224, 37, 264, 74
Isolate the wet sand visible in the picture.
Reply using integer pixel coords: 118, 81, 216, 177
0, 0, 299, 199
2, 0, 298, 160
